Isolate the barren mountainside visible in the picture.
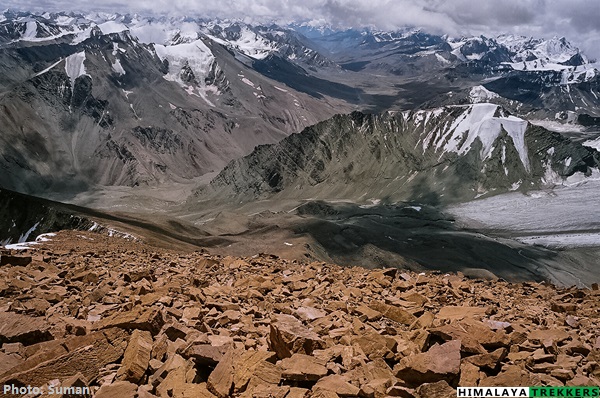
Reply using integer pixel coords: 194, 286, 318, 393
206, 105, 600, 204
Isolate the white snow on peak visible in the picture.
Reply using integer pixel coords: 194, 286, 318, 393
98, 21, 128, 35
205, 25, 276, 60
154, 39, 217, 106
65, 51, 88, 88
425, 104, 530, 171
22, 21, 38, 38
497, 35, 581, 64
469, 85, 499, 103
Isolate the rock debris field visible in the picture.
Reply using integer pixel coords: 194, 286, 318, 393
0, 230, 599, 398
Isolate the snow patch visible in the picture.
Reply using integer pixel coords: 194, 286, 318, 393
19, 222, 40, 243
469, 86, 499, 103
65, 51, 88, 89
36, 233, 56, 242
98, 21, 128, 35
112, 58, 125, 75
583, 137, 600, 151
154, 39, 216, 106
22, 21, 37, 39
34, 59, 63, 77
434, 104, 530, 172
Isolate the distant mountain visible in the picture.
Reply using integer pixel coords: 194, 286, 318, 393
0, 10, 599, 200
204, 104, 600, 204
0, 11, 352, 196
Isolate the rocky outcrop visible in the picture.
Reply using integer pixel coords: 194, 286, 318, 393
0, 230, 598, 397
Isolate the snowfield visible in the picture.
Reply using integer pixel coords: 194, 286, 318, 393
448, 179, 600, 248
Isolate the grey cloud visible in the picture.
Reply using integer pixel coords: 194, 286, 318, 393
6, 0, 600, 58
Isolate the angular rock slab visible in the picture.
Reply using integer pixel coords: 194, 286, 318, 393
394, 340, 461, 387
116, 329, 153, 383
268, 314, 325, 359
0, 311, 53, 345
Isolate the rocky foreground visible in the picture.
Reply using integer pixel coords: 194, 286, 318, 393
0, 231, 599, 398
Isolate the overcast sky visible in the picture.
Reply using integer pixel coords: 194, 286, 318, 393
7, 0, 600, 59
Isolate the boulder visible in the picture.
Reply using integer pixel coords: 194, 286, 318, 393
207, 348, 279, 397
94, 381, 137, 398
436, 306, 486, 321
464, 348, 508, 371
0, 311, 52, 345
116, 329, 153, 383
181, 343, 229, 365
0, 255, 32, 266
0, 328, 128, 387
93, 306, 164, 336
268, 314, 325, 359
369, 302, 416, 325
281, 353, 328, 381
394, 340, 461, 387
313, 375, 361, 397
415, 380, 456, 398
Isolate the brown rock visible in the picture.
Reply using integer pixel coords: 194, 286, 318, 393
459, 362, 481, 387
528, 329, 571, 345
351, 331, 395, 360
386, 386, 417, 398
268, 314, 325, 359
0, 255, 32, 266
482, 364, 540, 386
429, 325, 486, 355
465, 347, 508, 371
94, 306, 164, 336
239, 384, 290, 398
394, 340, 461, 387
295, 306, 327, 321
354, 305, 382, 321
287, 387, 310, 398
164, 323, 190, 341
415, 380, 456, 398
436, 306, 486, 321
171, 383, 216, 398
313, 375, 361, 397
116, 329, 153, 383
207, 348, 279, 398
94, 381, 137, 398
0, 311, 52, 345
156, 357, 197, 398
369, 301, 416, 325
181, 343, 229, 365
0, 352, 23, 375
281, 353, 328, 381
0, 328, 128, 387
551, 302, 577, 313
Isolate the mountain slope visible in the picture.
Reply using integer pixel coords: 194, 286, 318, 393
0, 15, 351, 196
203, 104, 600, 204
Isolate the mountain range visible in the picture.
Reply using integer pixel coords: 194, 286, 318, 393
1, 11, 599, 195
1, 10, 600, 286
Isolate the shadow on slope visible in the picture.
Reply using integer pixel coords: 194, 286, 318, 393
292, 201, 560, 282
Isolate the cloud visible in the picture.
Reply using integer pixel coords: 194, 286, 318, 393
6, 0, 600, 58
